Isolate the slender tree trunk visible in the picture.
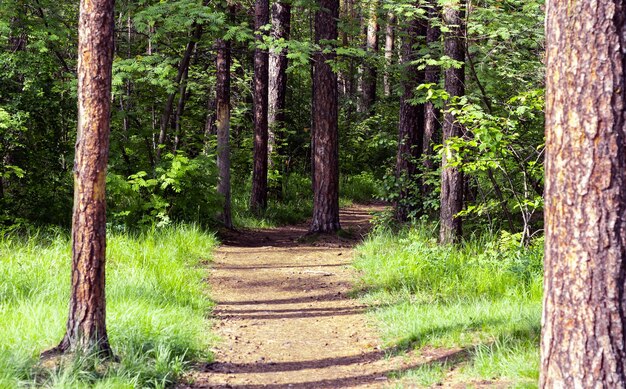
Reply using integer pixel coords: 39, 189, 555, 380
50, 0, 115, 356
172, 65, 191, 152
268, 1, 291, 169
422, 0, 441, 193
361, 0, 379, 111
438, 0, 465, 244
541, 1, 626, 386
383, 12, 395, 97
310, 0, 340, 233
156, 25, 202, 162
250, 0, 270, 212
395, 4, 426, 222
216, 35, 233, 229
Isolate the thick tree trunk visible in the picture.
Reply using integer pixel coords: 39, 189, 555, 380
383, 12, 395, 97
216, 36, 233, 229
250, 0, 270, 212
438, 0, 465, 244
422, 0, 441, 191
361, 0, 379, 111
53, 0, 115, 356
310, 0, 340, 233
395, 4, 426, 222
268, 1, 291, 169
541, 1, 626, 387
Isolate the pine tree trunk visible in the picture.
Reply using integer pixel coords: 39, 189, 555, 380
250, 0, 270, 212
310, 0, 340, 233
361, 0, 379, 111
395, 4, 426, 222
268, 1, 291, 169
383, 12, 395, 97
216, 36, 233, 229
422, 0, 441, 192
541, 1, 626, 386
438, 0, 465, 244
53, 0, 115, 356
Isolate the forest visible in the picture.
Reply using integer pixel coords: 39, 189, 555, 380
0, 0, 622, 387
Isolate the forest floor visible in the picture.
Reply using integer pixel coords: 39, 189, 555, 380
179, 204, 483, 389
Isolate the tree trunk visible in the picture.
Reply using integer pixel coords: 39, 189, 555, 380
250, 0, 270, 212
395, 4, 426, 222
438, 0, 465, 244
361, 0, 379, 111
310, 0, 340, 233
422, 0, 441, 193
541, 1, 626, 386
268, 1, 291, 169
52, 0, 115, 356
383, 12, 395, 97
156, 25, 202, 163
216, 36, 233, 229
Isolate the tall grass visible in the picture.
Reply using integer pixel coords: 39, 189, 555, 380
355, 225, 543, 387
0, 225, 217, 388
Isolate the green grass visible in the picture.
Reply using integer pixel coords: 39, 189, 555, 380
232, 172, 382, 229
0, 225, 217, 388
354, 226, 543, 387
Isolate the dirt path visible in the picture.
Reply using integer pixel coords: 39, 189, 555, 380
182, 204, 423, 388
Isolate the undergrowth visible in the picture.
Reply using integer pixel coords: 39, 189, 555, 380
0, 225, 217, 388
232, 172, 383, 229
355, 224, 543, 388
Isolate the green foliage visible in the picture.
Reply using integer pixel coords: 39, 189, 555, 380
340, 172, 383, 203
0, 225, 217, 388
355, 225, 543, 386
107, 153, 220, 228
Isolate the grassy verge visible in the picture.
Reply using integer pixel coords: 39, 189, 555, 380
354, 225, 543, 388
0, 225, 217, 388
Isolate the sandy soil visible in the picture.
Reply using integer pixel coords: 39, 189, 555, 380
179, 204, 478, 389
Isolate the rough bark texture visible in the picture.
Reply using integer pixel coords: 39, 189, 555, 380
383, 12, 395, 97
310, 0, 340, 233
56, 0, 115, 355
268, 1, 291, 169
422, 0, 441, 187
216, 36, 233, 229
250, 0, 270, 212
395, 5, 426, 222
361, 0, 379, 111
541, 1, 626, 387
438, 0, 465, 244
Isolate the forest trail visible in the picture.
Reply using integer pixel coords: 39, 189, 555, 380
181, 204, 428, 388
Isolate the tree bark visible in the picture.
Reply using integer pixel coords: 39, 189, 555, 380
541, 1, 626, 387
310, 0, 340, 233
268, 1, 291, 169
361, 0, 379, 111
216, 35, 233, 229
422, 0, 441, 191
52, 0, 115, 356
395, 4, 426, 222
383, 12, 395, 97
250, 0, 270, 212
438, 0, 465, 244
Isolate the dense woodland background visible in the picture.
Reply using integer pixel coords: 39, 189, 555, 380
0, 0, 545, 237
